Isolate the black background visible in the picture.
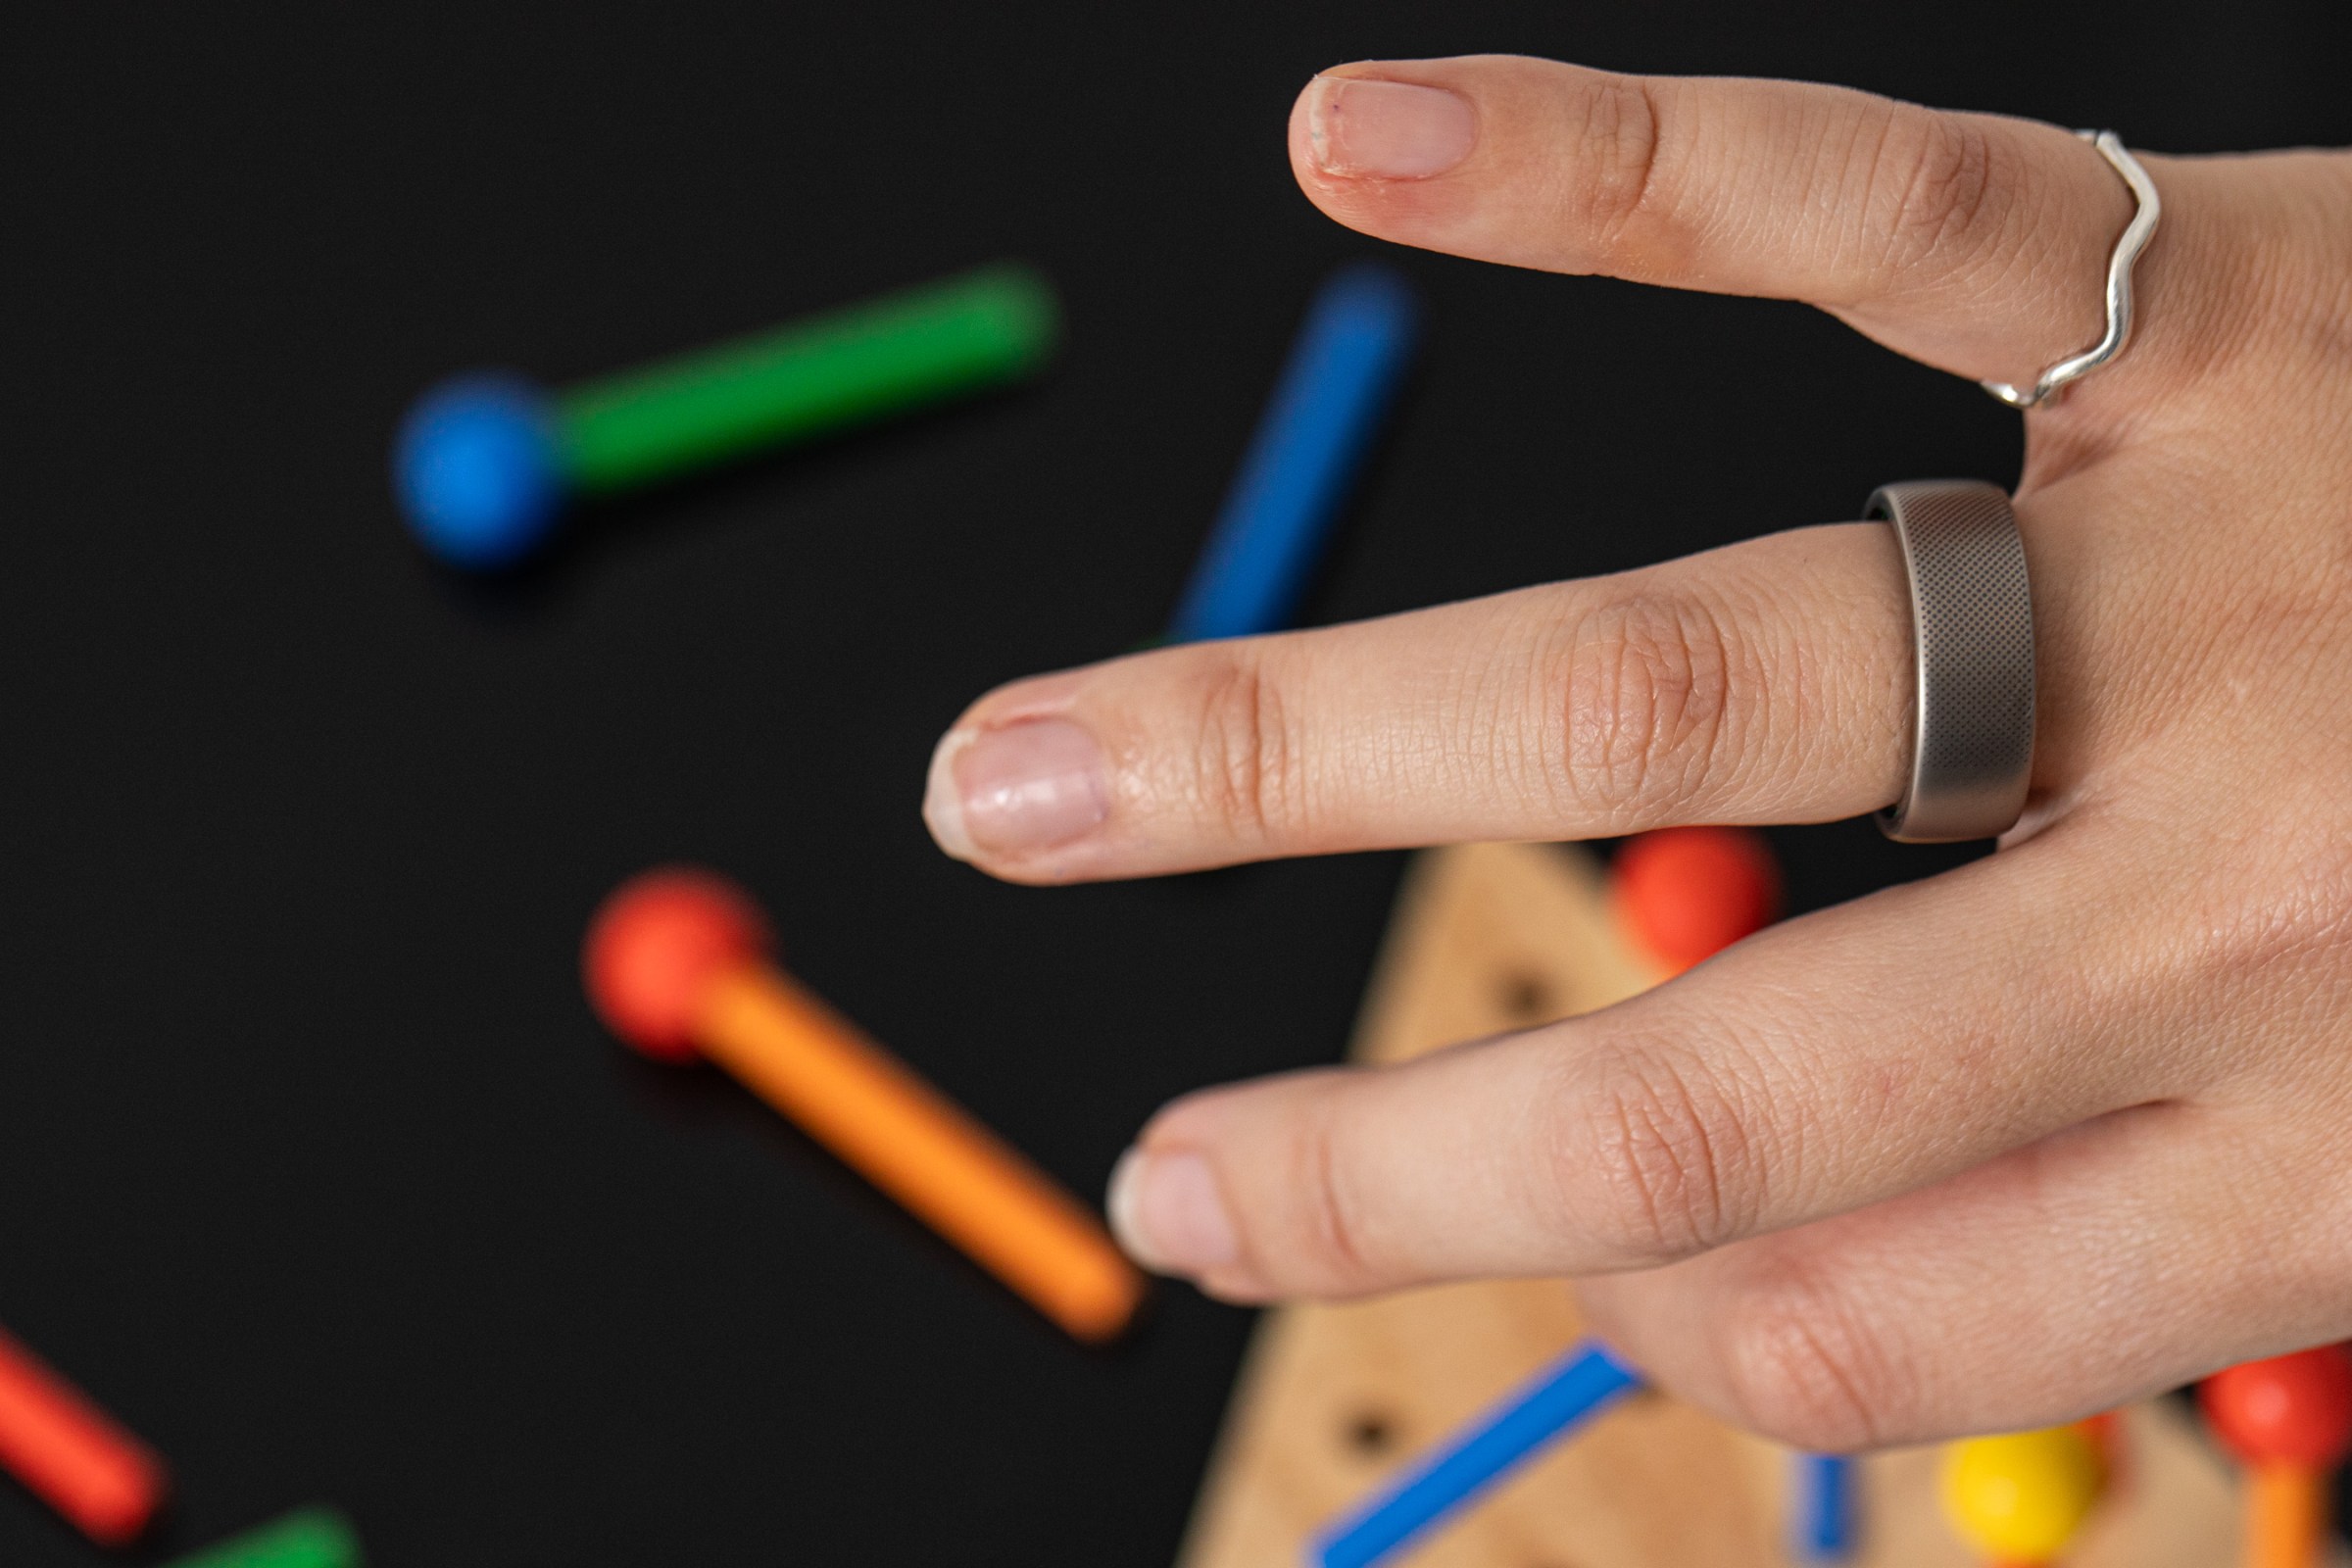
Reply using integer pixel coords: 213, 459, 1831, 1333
1, 3, 2343, 1564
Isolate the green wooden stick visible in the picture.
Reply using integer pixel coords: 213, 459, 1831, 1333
557, 262, 1058, 492
167, 1506, 363, 1568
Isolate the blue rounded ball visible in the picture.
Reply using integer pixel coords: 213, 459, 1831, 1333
392, 375, 565, 570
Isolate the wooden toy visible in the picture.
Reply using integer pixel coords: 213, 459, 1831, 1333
1797, 1450, 1859, 1561
0, 1320, 167, 1545
1165, 262, 1417, 643
582, 867, 1143, 1343
166, 1507, 362, 1568
1940, 1425, 2106, 1566
394, 266, 1055, 569
1312, 1340, 1642, 1567
2200, 1348, 2352, 1568
1177, 839, 2243, 1567
1301, 828, 1781, 1566
1609, 825, 1780, 975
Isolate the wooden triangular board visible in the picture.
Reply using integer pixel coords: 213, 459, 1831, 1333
1178, 840, 2241, 1568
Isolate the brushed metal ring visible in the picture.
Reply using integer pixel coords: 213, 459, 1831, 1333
1872, 480, 2036, 843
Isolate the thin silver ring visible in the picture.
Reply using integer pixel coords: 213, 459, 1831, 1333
1872, 480, 2035, 844
1981, 131, 2162, 410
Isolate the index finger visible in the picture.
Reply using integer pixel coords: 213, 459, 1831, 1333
1289, 54, 2188, 398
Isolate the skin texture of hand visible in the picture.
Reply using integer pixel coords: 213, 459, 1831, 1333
920, 54, 2352, 1449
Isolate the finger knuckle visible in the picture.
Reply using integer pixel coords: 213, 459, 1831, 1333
2191, 797, 2352, 994
1866, 110, 2012, 281
1182, 649, 1303, 846
1570, 75, 1670, 265
1283, 1098, 1384, 1291
1553, 585, 1754, 825
1553, 1039, 1755, 1261
1714, 1266, 1902, 1449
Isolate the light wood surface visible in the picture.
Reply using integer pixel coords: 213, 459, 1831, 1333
1177, 841, 2242, 1568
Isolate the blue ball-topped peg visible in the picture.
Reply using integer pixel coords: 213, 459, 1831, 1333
391, 375, 565, 570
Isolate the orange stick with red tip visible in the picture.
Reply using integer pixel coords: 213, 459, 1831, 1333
0, 1322, 169, 1545
2245, 1467, 2327, 1568
584, 867, 1145, 1344
2199, 1347, 2352, 1568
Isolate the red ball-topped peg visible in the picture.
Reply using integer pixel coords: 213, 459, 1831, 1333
2199, 1346, 2352, 1568
1610, 826, 1782, 974
581, 867, 1143, 1342
2203, 1348, 2352, 1469
583, 868, 770, 1063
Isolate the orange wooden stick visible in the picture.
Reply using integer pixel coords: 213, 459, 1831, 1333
2246, 1465, 2325, 1568
696, 963, 1143, 1342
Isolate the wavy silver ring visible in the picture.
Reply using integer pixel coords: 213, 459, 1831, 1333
1872, 479, 2036, 844
1981, 131, 2162, 411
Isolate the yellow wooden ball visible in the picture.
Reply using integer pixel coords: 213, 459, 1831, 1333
1939, 1427, 2104, 1560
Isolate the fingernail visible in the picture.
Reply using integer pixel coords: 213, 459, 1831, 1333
923, 716, 1107, 860
1302, 75, 1475, 179
1106, 1149, 1241, 1276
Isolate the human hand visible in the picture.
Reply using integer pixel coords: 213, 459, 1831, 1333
920, 54, 2352, 1447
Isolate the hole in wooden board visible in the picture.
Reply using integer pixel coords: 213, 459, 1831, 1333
1497, 971, 1555, 1023
1344, 1410, 1395, 1456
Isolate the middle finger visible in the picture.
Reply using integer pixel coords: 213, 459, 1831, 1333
924, 520, 1910, 882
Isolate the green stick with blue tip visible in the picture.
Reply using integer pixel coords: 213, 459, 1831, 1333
393, 264, 1056, 570
166, 1506, 362, 1568
1312, 1340, 1641, 1568
1165, 261, 1418, 643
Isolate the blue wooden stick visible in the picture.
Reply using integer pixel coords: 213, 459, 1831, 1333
1311, 1340, 1642, 1568
1164, 261, 1419, 644
1796, 1451, 1858, 1560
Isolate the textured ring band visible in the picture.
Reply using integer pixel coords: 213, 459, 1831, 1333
1872, 480, 2036, 844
